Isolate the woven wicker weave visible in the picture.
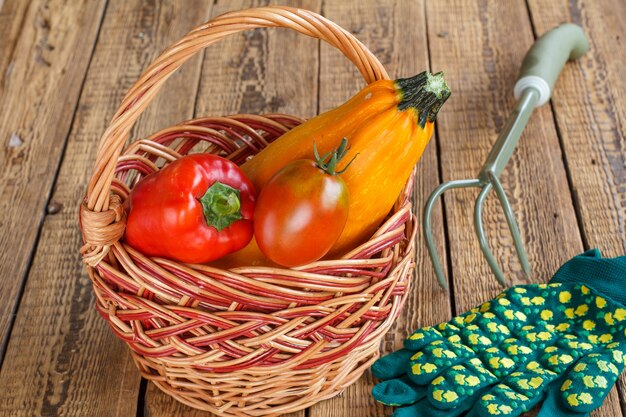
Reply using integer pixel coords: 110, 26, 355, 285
79, 7, 416, 417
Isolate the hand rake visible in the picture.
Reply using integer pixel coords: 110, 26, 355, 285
423, 24, 589, 289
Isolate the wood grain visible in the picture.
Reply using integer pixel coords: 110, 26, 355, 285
0, 1, 211, 416
0, 0, 107, 361
143, 0, 320, 416
309, 1, 453, 416
426, 0, 621, 416
0, 0, 31, 78
194, 0, 321, 120
527, 0, 626, 415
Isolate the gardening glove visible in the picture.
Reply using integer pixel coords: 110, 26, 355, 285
372, 249, 626, 417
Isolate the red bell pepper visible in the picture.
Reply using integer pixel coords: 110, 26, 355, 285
125, 154, 255, 263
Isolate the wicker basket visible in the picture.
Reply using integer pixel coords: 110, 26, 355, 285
79, 6, 416, 417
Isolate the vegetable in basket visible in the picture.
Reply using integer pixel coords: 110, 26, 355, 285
125, 154, 255, 263
255, 138, 356, 267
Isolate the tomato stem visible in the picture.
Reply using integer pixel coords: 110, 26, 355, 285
396, 70, 451, 128
314, 138, 358, 175
200, 181, 242, 231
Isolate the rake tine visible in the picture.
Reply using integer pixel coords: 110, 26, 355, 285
424, 179, 481, 290
474, 183, 508, 287
487, 171, 531, 276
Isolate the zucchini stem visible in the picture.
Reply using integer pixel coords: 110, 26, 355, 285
396, 71, 451, 128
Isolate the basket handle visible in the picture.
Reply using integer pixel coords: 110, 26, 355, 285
80, 6, 388, 266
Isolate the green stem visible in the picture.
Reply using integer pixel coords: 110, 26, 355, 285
396, 71, 451, 128
314, 138, 357, 175
199, 181, 242, 231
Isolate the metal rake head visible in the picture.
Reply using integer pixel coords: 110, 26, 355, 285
423, 175, 530, 289
423, 85, 539, 289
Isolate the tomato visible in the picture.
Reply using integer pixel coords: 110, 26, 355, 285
254, 140, 353, 267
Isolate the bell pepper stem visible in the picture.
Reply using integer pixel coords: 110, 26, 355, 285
200, 181, 242, 231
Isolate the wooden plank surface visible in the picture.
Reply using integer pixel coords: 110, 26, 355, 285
193, 0, 321, 120
0, 1, 211, 416
143, 0, 320, 415
0, 0, 31, 76
527, 0, 626, 414
309, 1, 453, 416
0, 0, 623, 416
0, 0, 107, 360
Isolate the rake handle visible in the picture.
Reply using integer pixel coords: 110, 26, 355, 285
514, 23, 589, 106
486, 24, 589, 178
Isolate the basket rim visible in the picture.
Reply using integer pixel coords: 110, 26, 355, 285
101, 112, 416, 272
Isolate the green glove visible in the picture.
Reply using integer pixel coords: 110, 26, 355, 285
372, 249, 626, 417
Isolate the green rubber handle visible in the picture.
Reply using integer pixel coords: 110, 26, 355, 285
518, 23, 589, 92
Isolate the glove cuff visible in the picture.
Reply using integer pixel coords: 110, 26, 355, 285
550, 249, 626, 306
